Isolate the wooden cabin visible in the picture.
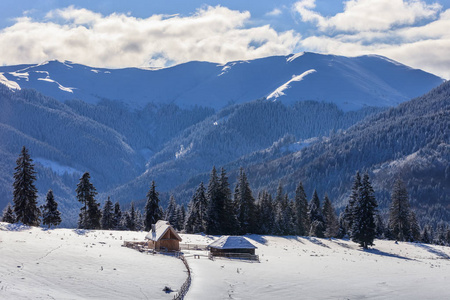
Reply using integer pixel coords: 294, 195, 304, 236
208, 236, 257, 257
145, 220, 182, 251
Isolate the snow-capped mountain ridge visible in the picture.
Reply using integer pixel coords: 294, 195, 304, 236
0, 52, 443, 111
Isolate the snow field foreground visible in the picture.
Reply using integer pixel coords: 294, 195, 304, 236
0, 223, 185, 299
180, 234, 450, 300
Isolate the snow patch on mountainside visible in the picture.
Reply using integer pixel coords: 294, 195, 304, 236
35, 158, 81, 176
0, 73, 21, 90
267, 69, 316, 100
37, 77, 74, 93
286, 52, 305, 63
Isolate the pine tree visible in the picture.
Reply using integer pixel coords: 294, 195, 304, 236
421, 225, 432, 244
343, 171, 361, 236
2, 203, 16, 223
144, 181, 163, 231
294, 182, 309, 236
112, 202, 123, 230
135, 210, 144, 231
308, 190, 324, 237
219, 168, 237, 235
125, 202, 137, 231
257, 190, 274, 235
408, 210, 421, 242
374, 213, 386, 239
351, 173, 378, 249
206, 166, 222, 234
76, 172, 99, 229
165, 195, 177, 226
322, 194, 338, 238
388, 179, 411, 241
101, 197, 114, 230
185, 182, 208, 233
41, 190, 62, 228
234, 168, 256, 235
13, 146, 40, 226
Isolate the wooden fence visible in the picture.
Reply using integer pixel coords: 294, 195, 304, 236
179, 243, 209, 251
173, 255, 191, 300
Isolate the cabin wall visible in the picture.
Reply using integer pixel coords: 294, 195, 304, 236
210, 248, 255, 255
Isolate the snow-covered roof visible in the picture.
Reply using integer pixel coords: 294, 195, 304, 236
145, 220, 182, 242
208, 236, 257, 250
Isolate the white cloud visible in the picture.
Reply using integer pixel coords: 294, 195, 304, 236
293, 0, 450, 79
266, 8, 283, 17
0, 5, 300, 69
294, 0, 441, 32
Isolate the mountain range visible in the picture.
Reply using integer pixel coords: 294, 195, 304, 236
0, 52, 446, 226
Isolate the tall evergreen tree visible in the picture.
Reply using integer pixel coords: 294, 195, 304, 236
101, 197, 114, 230
13, 146, 40, 226
294, 182, 309, 236
388, 178, 411, 241
76, 172, 99, 229
351, 173, 378, 249
257, 190, 274, 235
408, 211, 421, 242
234, 168, 256, 235
185, 182, 208, 233
112, 202, 123, 230
322, 194, 339, 238
206, 166, 222, 234
165, 195, 177, 226
219, 168, 237, 234
308, 190, 324, 237
125, 202, 137, 231
343, 171, 361, 236
144, 181, 163, 231
41, 190, 62, 228
2, 203, 16, 223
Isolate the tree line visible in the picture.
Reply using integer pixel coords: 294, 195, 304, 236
2, 146, 450, 249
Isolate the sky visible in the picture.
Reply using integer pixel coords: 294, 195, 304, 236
0, 0, 449, 79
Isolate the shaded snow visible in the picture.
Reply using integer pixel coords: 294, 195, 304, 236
35, 158, 81, 176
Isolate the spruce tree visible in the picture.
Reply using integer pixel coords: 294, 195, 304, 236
41, 190, 62, 228
308, 190, 324, 237
351, 173, 378, 249
125, 202, 137, 231
206, 166, 222, 234
234, 168, 256, 235
343, 171, 361, 235
101, 197, 114, 230
408, 211, 421, 242
185, 182, 208, 233
294, 182, 309, 236
2, 203, 16, 223
144, 181, 163, 231
219, 168, 237, 235
112, 202, 122, 230
76, 172, 99, 229
322, 194, 339, 238
257, 190, 274, 235
388, 178, 411, 241
13, 146, 40, 226
165, 195, 177, 226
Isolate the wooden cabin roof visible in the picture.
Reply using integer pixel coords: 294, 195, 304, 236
145, 220, 182, 242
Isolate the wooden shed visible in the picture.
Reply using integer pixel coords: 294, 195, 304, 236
145, 220, 182, 251
208, 236, 257, 258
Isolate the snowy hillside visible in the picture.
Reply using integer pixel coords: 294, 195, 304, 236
0, 53, 443, 111
1, 223, 450, 299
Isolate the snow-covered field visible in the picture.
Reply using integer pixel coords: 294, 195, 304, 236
2, 222, 450, 300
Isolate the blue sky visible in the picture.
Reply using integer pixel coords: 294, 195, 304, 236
0, 0, 449, 78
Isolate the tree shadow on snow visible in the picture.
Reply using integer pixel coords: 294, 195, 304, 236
73, 229, 90, 235
414, 243, 450, 259
303, 237, 330, 248
245, 234, 268, 245
0, 222, 30, 232
363, 248, 413, 261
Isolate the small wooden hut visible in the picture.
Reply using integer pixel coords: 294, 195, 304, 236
145, 220, 182, 251
208, 236, 257, 258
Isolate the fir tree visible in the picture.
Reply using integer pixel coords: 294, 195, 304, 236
257, 190, 274, 235
76, 172, 99, 229
351, 173, 378, 249
234, 168, 256, 235
421, 224, 432, 244
294, 182, 309, 236
112, 202, 122, 230
13, 146, 40, 226
388, 179, 412, 241
125, 202, 137, 231
308, 190, 324, 237
101, 197, 114, 230
165, 195, 177, 226
185, 182, 208, 233
374, 213, 386, 239
41, 190, 62, 228
135, 210, 144, 231
2, 203, 16, 223
206, 166, 222, 234
343, 171, 361, 235
408, 211, 421, 242
322, 194, 339, 238
144, 181, 163, 231
219, 168, 237, 235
